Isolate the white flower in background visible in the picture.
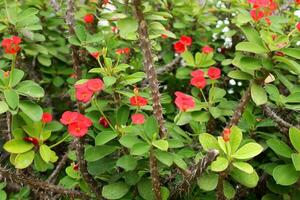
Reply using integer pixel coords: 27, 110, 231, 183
228, 88, 234, 94
98, 19, 109, 26
294, 10, 300, 18
222, 27, 230, 33
296, 41, 300, 46
224, 37, 232, 48
237, 81, 242, 86
229, 79, 236, 86
212, 33, 218, 41
103, 3, 116, 13
224, 18, 230, 25
216, 20, 223, 28
217, 48, 222, 52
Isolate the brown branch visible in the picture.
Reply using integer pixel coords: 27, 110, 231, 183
149, 149, 162, 200
169, 149, 219, 199
47, 149, 69, 184
132, 0, 167, 138
0, 165, 89, 199
49, 0, 61, 13
156, 57, 181, 75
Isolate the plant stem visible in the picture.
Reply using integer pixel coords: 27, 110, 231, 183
209, 80, 215, 105
93, 98, 116, 132
8, 54, 17, 87
200, 89, 208, 103
49, 134, 71, 148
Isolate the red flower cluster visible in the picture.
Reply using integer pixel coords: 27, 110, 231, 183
42, 112, 52, 123
297, 22, 300, 32
111, 26, 118, 33
2, 36, 22, 54
116, 48, 130, 55
173, 35, 192, 54
84, 14, 94, 24
91, 52, 100, 59
174, 92, 195, 112
248, 0, 277, 23
190, 67, 221, 89
296, 0, 300, 5
23, 137, 39, 146
60, 111, 92, 137
75, 79, 104, 103
202, 45, 214, 54
161, 34, 168, 39
130, 96, 148, 107
223, 128, 231, 142
99, 116, 109, 128
131, 113, 145, 124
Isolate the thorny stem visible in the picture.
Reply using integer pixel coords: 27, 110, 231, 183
149, 148, 162, 200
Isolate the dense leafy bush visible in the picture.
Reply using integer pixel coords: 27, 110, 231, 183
0, 0, 300, 199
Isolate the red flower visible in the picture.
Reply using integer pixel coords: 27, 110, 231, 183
223, 128, 231, 142
202, 45, 214, 54
116, 48, 130, 55
296, 0, 300, 5
161, 34, 168, 39
191, 69, 205, 77
103, 0, 109, 4
87, 78, 104, 92
207, 67, 221, 80
174, 92, 195, 112
275, 52, 285, 56
173, 41, 186, 54
73, 163, 79, 171
99, 116, 109, 128
130, 96, 148, 107
179, 35, 192, 46
60, 111, 78, 125
1, 36, 22, 54
3, 71, 10, 78
77, 113, 93, 127
190, 76, 206, 89
264, 17, 271, 25
250, 9, 264, 22
111, 26, 118, 33
297, 22, 300, 32
84, 14, 94, 24
68, 121, 89, 137
42, 112, 52, 123
75, 84, 93, 103
23, 137, 39, 146
131, 113, 145, 125
91, 52, 100, 59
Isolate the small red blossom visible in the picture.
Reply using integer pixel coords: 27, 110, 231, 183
42, 112, 52, 123
275, 52, 285, 56
103, 0, 109, 4
223, 128, 231, 142
202, 45, 214, 54
75, 84, 93, 103
91, 52, 100, 59
3, 71, 10, 78
297, 22, 300, 32
84, 14, 94, 24
61, 111, 92, 137
296, 0, 300, 5
174, 92, 195, 112
23, 137, 39, 146
130, 96, 148, 107
131, 113, 145, 125
111, 26, 118, 33
250, 9, 264, 22
2, 36, 22, 54
190, 76, 206, 89
265, 17, 271, 25
73, 163, 79, 171
191, 69, 205, 78
161, 34, 168, 39
173, 41, 186, 54
99, 116, 109, 128
116, 48, 130, 55
87, 78, 104, 92
179, 35, 192, 46
207, 67, 221, 80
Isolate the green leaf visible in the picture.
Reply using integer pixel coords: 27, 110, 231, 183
19, 100, 43, 121
0, 101, 9, 114
211, 157, 228, 172
199, 133, 220, 152
95, 131, 118, 146
174, 111, 192, 126
229, 126, 243, 153
15, 150, 35, 169
152, 140, 168, 151
240, 25, 265, 46
65, 166, 81, 179
281, 48, 300, 59
137, 180, 154, 200
102, 182, 130, 199
144, 116, 159, 139
34, 153, 49, 172
236, 42, 268, 54
228, 70, 253, 80
85, 145, 118, 162
273, 164, 300, 186
117, 18, 138, 40
4, 139, 34, 154
240, 57, 262, 71
232, 161, 254, 174
4, 89, 19, 109
251, 83, 268, 106
39, 144, 51, 163
181, 51, 195, 67
266, 138, 293, 158
10, 69, 24, 87
119, 135, 143, 148
230, 167, 259, 188
197, 172, 219, 191
223, 181, 236, 200
16, 80, 45, 98
116, 106, 129, 126
75, 25, 87, 42
116, 155, 137, 171
292, 153, 300, 171
232, 142, 263, 160
173, 154, 187, 170
154, 150, 173, 166
289, 127, 300, 152
103, 76, 116, 87
0, 190, 6, 200
130, 143, 151, 156
37, 55, 51, 67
